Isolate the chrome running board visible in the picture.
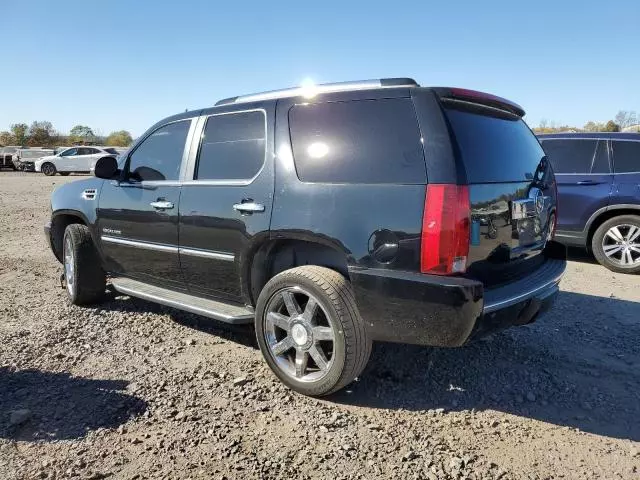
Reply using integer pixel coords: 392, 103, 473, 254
111, 277, 254, 324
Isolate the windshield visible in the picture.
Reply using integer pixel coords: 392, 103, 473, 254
104, 148, 119, 155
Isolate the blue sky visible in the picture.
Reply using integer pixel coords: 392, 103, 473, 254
1, 0, 638, 136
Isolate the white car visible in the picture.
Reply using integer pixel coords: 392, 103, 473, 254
35, 146, 119, 176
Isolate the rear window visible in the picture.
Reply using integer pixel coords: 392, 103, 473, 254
289, 98, 425, 184
612, 140, 640, 173
541, 139, 605, 174
195, 110, 266, 181
104, 148, 119, 155
444, 103, 545, 183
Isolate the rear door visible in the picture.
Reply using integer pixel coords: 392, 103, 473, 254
440, 101, 556, 286
76, 147, 98, 171
178, 106, 274, 303
541, 138, 613, 232
97, 118, 195, 290
611, 139, 640, 205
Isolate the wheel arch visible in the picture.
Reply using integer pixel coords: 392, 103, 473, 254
50, 210, 92, 262
586, 205, 640, 249
244, 236, 351, 307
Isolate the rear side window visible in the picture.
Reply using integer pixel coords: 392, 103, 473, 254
289, 98, 425, 184
128, 120, 190, 181
443, 103, 544, 183
195, 111, 266, 181
541, 139, 599, 174
612, 140, 640, 173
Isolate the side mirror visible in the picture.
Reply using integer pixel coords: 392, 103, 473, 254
94, 157, 119, 179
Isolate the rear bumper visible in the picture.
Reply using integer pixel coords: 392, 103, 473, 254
350, 243, 566, 347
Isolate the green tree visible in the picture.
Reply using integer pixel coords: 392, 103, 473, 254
10, 123, 29, 145
0, 131, 14, 146
105, 130, 133, 147
583, 121, 607, 132
614, 110, 638, 129
69, 125, 95, 144
603, 120, 621, 132
28, 121, 56, 146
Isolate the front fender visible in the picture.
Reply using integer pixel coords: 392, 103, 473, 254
48, 178, 106, 260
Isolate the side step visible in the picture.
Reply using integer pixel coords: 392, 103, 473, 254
111, 277, 255, 324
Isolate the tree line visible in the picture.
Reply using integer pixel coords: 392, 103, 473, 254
533, 110, 639, 134
0, 121, 133, 148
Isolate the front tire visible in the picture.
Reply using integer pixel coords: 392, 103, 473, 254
63, 224, 107, 305
41, 162, 56, 176
592, 215, 640, 274
255, 266, 371, 396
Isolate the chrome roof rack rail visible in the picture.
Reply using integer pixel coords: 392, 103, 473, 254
215, 77, 419, 106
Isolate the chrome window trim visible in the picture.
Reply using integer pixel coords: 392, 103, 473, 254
541, 137, 640, 142
178, 247, 234, 262
555, 171, 640, 176
184, 108, 268, 186
101, 236, 179, 253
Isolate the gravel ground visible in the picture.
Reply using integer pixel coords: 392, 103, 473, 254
1, 171, 639, 480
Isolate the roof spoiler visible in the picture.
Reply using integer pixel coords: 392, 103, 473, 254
432, 87, 525, 117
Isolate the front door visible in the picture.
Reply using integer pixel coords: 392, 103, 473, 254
57, 147, 79, 171
541, 138, 613, 232
97, 118, 195, 290
179, 107, 274, 303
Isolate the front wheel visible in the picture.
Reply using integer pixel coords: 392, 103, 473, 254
592, 215, 640, 274
255, 266, 371, 396
41, 162, 56, 176
63, 224, 107, 305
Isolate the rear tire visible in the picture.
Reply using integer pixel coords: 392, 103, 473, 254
63, 224, 107, 305
41, 162, 56, 176
592, 215, 640, 274
255, 266, 371, 396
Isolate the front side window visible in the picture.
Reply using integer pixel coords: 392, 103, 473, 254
612, 140, 640, 173
128, 120, 191, 181
541, 139, 598, 174
60, 148, 78, 157
289, 98, 425, 184
195, 111, 266, 181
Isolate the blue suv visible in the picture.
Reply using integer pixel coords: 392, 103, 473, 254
538, 132, 640, 273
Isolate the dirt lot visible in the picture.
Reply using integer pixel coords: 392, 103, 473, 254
1, 171, 639, 480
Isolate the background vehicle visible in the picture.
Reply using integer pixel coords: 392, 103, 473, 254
46, 78, 565, 396
0, 146, 22, 169
35, 146, 117, 176
13, 148, 54, 171
539, 132, 640, 273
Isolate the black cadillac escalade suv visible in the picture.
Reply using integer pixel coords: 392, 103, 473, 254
45, 78, 565, 396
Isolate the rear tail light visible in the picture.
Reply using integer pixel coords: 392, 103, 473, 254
421, 184, 471, 275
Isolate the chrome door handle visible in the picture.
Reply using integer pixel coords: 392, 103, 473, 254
150, 200, 174, 210
233, 202, 265, 213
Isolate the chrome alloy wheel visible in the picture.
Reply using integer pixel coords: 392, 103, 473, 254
64, 235, 75, 296
602, 224, 640, 266
263, 287, 336, 382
